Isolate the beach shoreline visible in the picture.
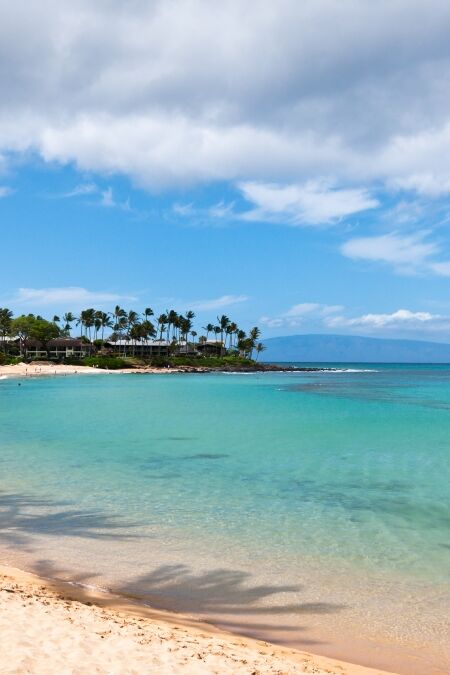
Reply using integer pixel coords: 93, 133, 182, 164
0, 561, 395, 674
0, 361, 332, 379
1, 364, 447, 674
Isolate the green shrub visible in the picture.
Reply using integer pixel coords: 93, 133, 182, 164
0, 354, 23, 365
147, 355, 254, 368
81, 355, 128, 370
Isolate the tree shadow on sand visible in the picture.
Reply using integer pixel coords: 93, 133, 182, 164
0, 491, 141, 551
118, 564, 345, 642
0, 491, 346, 647
29, 557, 345, 646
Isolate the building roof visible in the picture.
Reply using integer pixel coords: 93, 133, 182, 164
47, 338, 86, 348
105, 339, 171, 347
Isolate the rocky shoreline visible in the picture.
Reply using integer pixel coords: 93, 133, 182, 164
134, 363, 333, 374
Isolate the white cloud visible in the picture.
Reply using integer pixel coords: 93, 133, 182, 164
239, 181, 378, 225
429, 261, 450, 277
325, 309, 450, 332
262, 303, 450, 336
261, 302, 343, 328
208, 201, 236, 219
64, 183, 97, 197
327, 309, 442, 328
259, 316, 285, 328
2, 2, 450, 193
0, 186, 14, 197
285, 303, 321, 316
100, 186, 115, 207
173, 203, 195, 217
98, 186, 133, 212
7, 287, 137, 308
340, 230, 450, 275
189, 294, 249, 312
172, 200, 236, 222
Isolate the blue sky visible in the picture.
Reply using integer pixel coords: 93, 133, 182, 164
2, 1, 450, 342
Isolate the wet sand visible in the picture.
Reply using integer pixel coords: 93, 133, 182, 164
0, 563, 394, 674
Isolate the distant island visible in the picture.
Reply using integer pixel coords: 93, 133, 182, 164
262, 333, 450, 363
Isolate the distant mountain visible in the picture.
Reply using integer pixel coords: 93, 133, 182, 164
262, 333, 450, 363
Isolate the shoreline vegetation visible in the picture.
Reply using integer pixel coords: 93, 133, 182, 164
0, 305, 267, 363
0, 563, 392, 675
0, 304, 333, 374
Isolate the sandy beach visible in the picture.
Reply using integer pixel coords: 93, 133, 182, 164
0, 362, 188, 378
0, 564, 394, 675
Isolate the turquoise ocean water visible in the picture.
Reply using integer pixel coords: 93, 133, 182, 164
0, 365, 449, 673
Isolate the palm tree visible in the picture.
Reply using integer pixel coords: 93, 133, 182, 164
237, 330, 249, 358
163, 309, 176, 343
203, 323, 214, 342
112, 305, 126, 353
250, 326, 261, 341
78, 309, 95, 351
141, 319, 156, 342
217, 315, 230, 355
129, 323, 142, 355
143, 307, 154, 324
214, 325, 222, 348
76, 313, 85, 340
173, 314, 181, 344
112, 305, 126, 331
126, 311, 139, 356
255, 343, 265, 360
248, 326, 261, 359
226, 321, 238, 350
157, 313, 168, 355
95, 311, 112, 343
94, 315, 102, 341
63, 312, 74, 336
157, 314, 168, 340
117, 315, 128, 352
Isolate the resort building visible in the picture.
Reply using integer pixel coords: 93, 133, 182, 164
1, 337, 90, 360
104, 339, 171, 357
196, 340, 224, 356
24, 338, 90, 360
47, 338, 91, 360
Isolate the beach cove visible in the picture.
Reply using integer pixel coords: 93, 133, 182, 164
1, 366, 449, 674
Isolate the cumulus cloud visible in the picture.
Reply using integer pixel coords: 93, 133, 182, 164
261, 302, 343, 328
326, 309, 440, 329
2, 1, 450, 193
173, 181, 377, 227
239, 181, 378, 225
340, 231, 450, 276
6, 287, 137, 308
324, 307, 450, 336
189, 295, 249, 312
262, 303, 450, 336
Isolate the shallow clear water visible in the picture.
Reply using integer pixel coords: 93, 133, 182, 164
0, 366, 449, 673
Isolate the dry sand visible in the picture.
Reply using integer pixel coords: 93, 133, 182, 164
0, 362, 107, 377
0, 564, 394, 675
0, 362, 187, 378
